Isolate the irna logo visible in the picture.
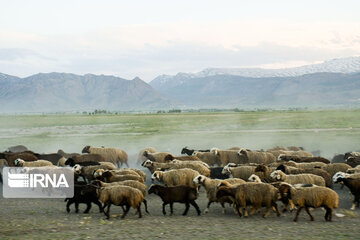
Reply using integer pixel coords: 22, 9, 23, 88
2, 167, 74, 198
7, 172, 69, 188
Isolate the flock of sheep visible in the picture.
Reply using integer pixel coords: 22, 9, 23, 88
1, 144, 360, 222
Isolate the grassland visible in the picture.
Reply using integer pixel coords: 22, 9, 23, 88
1, 109, 360, 239
0, 109, 359, 159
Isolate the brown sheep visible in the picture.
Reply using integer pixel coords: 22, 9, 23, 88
278, 183, 338, 221
143, 151, 171, 163
82, 146, 128, 167
321, 163, 351, 177
238, 148, 276, 165
193, 175, 245, 214
216, 182, 281, 218
91, 180, 149, 213
97, 185, 144, 219
151, 168, 200, 188
193, 151, 221, 166
211, 148, 245, 166
0, 152, 38, 166
270, 170, 325, 187
101, 171, 144, 183
137, 147, 157, 165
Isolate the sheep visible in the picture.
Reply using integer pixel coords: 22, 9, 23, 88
101, 170, 144, 183
94, 168, 142, 180
221, 164, 257, 181
137, 147, 157, 165
127, 168, 146, 182
216, 182, 281, 218
170, 160, 210, 177
268, 160, 298, 168
321, 163, 351, 177
181, 147, 210, 156
65, 183, 103, 214
193, 175, 245, 214
0, 152, 38, 166
346, 156, 360, 168
267, 146, 289, 151
248, 174, 262, 183
0, 159, 9, 183
344, 151, 360, 159
7, 145, 28, 153
276, 164, 333, 188
151, 168, 200, 188
141, 160, 175, 173
148, 184, 201, 216
14, 158, 53, 167
347, 166, 360, 174
270, 170, 326, 186
164, 154, 200, 162
65, 154, 106, 166
82, 145, 128, 167
277, 150, 314, 159
291, 161, 327, 170
333, 172, 360, 210
97, 185, 144, 219
278, 183, 338, 221
287, 146, 305, 151
143, 151, 171, 163
172, 159, 210, 168
253, 164, 277, 182
193, 151, 221, 166
211, 148, 245, 166
33, 153, 62, 165
57, 157, 67, 167
73, 162, 117, 181
238, 148, 276, 165
209, 166, 229, 179
57, 149, 80, 158
91, 180, 149, 214
279, 155, 330, 164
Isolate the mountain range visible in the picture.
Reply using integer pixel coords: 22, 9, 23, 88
0, 73, 176, 113
1, 56, 360, 113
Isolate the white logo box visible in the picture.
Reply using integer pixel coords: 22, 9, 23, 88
3, 167, 74, 198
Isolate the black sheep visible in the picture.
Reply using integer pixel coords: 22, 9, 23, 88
148, 184, 201, 216
65, 183, 103, 214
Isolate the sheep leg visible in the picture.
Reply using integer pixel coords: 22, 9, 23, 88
183, 202, 190, 216
170, 202, 174, 215
75, 202, 79, 213
105, 204, 111, 219
243, 207, 248, 217
137, 204, 142, 218
143, 199, 149, 214
304, 206, 314, 221
293, 207, 303, 222
220, 202, 226, 214
83, 202, 91, 213
273, 203, 281, 217
94, 200, 103, 213
263, 207, 271, 218
204, 201, 213, 214
249, 206, 257, 215
121, 204, 130, 219
190, 200, 201, 216
235, 204, 243, 217
66, 199, 73, 213
162, 203, 167, 215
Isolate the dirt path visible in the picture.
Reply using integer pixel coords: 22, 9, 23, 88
1, 184, 360, 239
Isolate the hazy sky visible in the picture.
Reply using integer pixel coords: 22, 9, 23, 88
1, 0, 360, 81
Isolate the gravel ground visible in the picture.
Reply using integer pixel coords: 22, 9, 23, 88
1, 183, 360, 240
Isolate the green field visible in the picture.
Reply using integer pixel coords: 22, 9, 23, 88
1, 110, 359, 161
